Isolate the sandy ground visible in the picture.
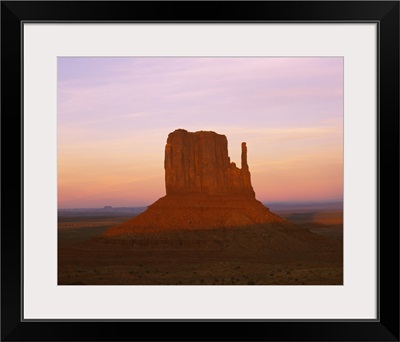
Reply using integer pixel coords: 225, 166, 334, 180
58, 209, 342, 285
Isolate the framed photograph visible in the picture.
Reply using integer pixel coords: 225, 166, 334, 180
2, 1, 399, 341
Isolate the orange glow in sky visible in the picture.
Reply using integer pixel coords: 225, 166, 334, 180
58, 58, 343, 208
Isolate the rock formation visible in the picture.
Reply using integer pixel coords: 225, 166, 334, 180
165, 129, 254, 196
104, 129, 285, 238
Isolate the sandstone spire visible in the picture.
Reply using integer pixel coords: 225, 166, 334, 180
241, 142, 248, 170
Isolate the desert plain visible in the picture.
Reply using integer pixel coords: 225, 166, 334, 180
58, 202, 342, 286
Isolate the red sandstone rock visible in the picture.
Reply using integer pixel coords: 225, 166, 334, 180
165, 129, 254, 196
104, 129, 285, 238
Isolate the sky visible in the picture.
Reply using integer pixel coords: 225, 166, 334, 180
58, 57, 343, 208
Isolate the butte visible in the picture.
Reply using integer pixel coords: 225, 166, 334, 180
103, 129, 285, 239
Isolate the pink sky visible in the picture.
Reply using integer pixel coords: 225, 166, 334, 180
58, 57, 343, 208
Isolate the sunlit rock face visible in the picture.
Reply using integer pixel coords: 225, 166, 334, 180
104, 129, 285, 238
164, 129, 254, 196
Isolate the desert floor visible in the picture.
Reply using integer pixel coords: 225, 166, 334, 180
58, 206, 343, 286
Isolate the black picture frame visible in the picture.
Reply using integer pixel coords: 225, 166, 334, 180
1, 1, 399, 341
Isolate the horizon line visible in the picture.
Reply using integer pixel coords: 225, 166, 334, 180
58, 199, 344, 210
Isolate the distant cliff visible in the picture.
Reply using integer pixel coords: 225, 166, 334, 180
165, 129, 254, 196
103, 129, 284, 238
